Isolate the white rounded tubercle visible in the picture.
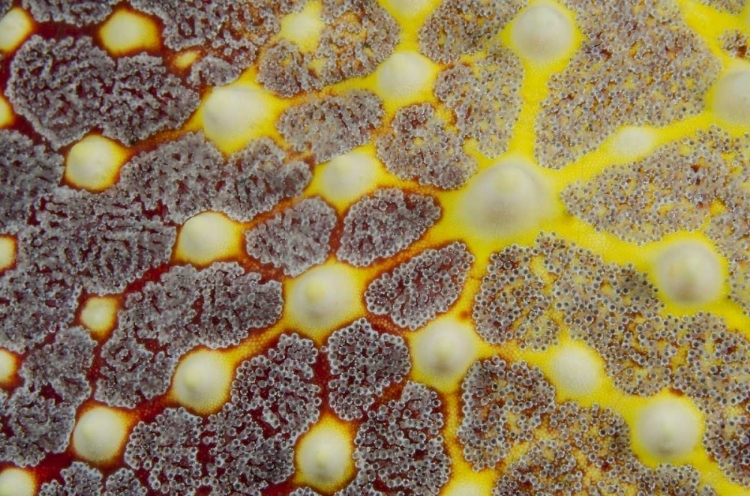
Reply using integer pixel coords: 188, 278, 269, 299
510, 2, 574, 64
635, 396, 701, 460
653, 240, 723, 306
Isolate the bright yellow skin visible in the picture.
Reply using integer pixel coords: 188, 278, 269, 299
3, 1, 750, 494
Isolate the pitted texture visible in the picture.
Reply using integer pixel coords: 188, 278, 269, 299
119, 134, 310, 224
337, 188, 441, 267
278, 90, 384, 163
0, 327, 95, 466
324, 318, 411, 420
494, 403, 642, 495
352, 381, 451, 496
124, 408, 204, 495
7, 36, 115, 148
39, 462, 103, 496
0, 131, 63, 232
376, 103, 477, 189
30, 188, 175, 295
563, 130, 734, 244
419, 0, 526, 63
0, 241, 81, 352
103, 54, 200, 145
22, 0, 117, 26
365, 242, 474, 330
536, 0, 720, 167
203, 334, 320, 495
246, 198, 338, 276
259, 0, 400, 97
458, 357, 556, 470
96, 263, 282, 407
435, 45, 523, 158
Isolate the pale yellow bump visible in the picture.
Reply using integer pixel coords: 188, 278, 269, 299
378, 0, 436, 21
286, 263, 364, 342
80, 296, 119, 340
0, 468, 36, 496
99, 8, 160, 56
174, 50, 200, 70
633, 394, 702, 462
442, 480, 491, 496
72, 406, 129, 464
296, 417, 354, 493
279, 1, 325, 53
317, 151, 381, 207
172, 349, 233, 415
0, 95, 13, 129
607, 125, 659, 162
65, 135, 129, 192
549, 342, 604, 398
200, 81, 277, 154
0, 236, 16, 273
375, 50, 440, 108
457, 156, 553, 239
652, 239, 723, 307
0, 348, 17, 386
410, 317, 479, 393
174, 212, 244, 267
0, 8, 33, 55
710, 67, 750, 127
509, 1, 574, 64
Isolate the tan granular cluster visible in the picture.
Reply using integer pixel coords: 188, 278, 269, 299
536, 0, 720, 168
278, 90, 384, 163
337, 188, 441, 267
565, 127, 750, 313
563, 129, 735, 244
3, 0, 750, 494
259, 0, 400, 97
418, 0, 526, 63
435, 44, 524, 158
720, 30, 750, 60
376, 103, 477, 189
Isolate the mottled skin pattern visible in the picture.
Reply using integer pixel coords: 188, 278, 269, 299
1, 0, 750, 495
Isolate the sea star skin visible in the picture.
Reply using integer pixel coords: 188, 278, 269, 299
1, 0, 750, 495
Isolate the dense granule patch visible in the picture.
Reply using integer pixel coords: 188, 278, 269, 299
323, 318, 411, 420
365, 242, 474, 330
435, 44, 523, 158
337, 188, 441, 267
376, 103, 477, 189
536, 0, 720, 168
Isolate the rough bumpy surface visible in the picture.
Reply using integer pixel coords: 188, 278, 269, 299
564, 129, 734, 244
245, 198, 338, 276
259, 0, 400, 97
203, 334, 320, 495
351, 381, 450, 495
278, 90, 384, 163
376, 103, 477, 189
124, 408, 204, 495
103, 54, 200, 145
459, 357, 556, 470
435, 45, 523, 158
2, 1, 749, 494
365, 242, 474, 330
7, 36, 114, 148
0, 131, 63, 232
31, 188, 175, 294
0, 244, 81, 352
324, 318, 411, 420
337, 188, 441, 267
419, 0, 525, 63
536, 0, 720, 168
96, 263, 282, 407
21, 0, 116, 26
